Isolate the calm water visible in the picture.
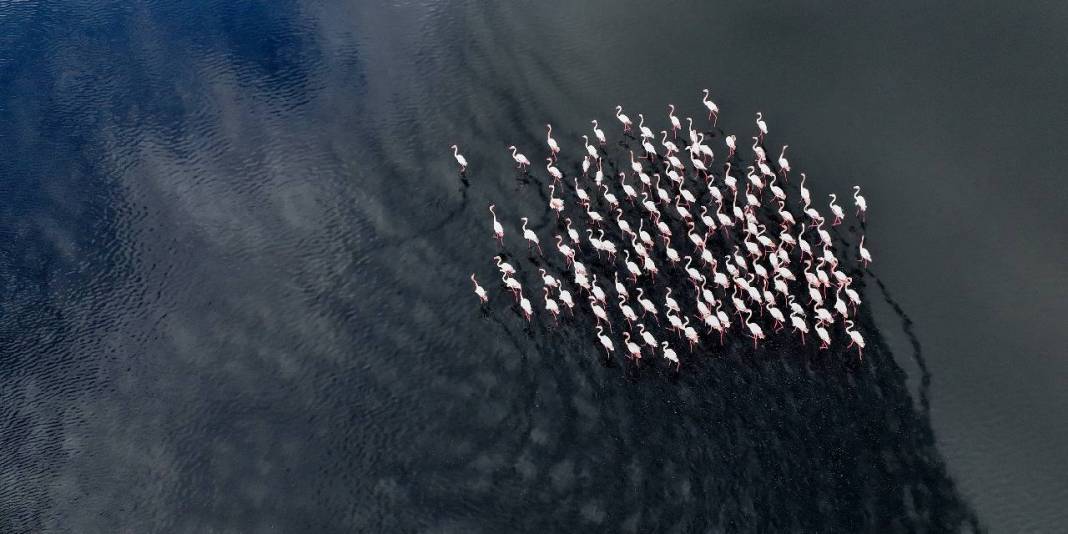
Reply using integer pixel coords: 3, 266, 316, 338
2, 0, 1066, 532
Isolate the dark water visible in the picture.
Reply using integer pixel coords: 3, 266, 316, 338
2, 0, 1066, 532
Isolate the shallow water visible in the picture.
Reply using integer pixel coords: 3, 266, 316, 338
1, 0, 1066, 532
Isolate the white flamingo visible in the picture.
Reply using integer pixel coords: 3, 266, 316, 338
545, 158, 563, 183
853, 186, 868, 220
845, 320, 866, 358
548, 184, 564, 216
755, 111, 768, 139
828, 194, 845, 225
744, 309, 765, 349
859, 235, 873, 267
494, 255, 515, 276
488, 204, 504, 245
450, 144, 468, 172
595, 325, 614, 357
590, 120, 606, 145
701, 89, 720, 125
565, 217, 580, 244
543, 287, 560, 322
623, 332, 643, 361
667, 104, 682, 138
508, 145, 530, 170
615, 105, 632, 132
660, 341, 680, 370
519, 293, 533, 321
637, 113, 655, 139
520, 217, 542, 254
470, 274, 488, 304
777, 145, 790, 177
546, 124, 560, 157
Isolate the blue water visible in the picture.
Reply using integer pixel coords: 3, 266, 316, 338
2, 1, 1066, 532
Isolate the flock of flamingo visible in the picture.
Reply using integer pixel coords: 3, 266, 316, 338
457, 90, 873, 371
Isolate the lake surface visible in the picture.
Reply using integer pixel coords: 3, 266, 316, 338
1, 0, 1066, 532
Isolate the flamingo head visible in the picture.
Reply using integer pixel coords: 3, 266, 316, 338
507, 145, 515, 150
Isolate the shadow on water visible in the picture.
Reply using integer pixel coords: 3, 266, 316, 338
409, 143, 983, 532
420, 270, 983, 532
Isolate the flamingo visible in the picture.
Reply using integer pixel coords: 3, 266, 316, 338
668, 104, 682, 138
519, 293, 533, 321
638, 323, 658, 350
620, 173, 638, 203
629, 150, 643, 175
828, 194, 845, 225
538, 268, 559, 289
623, 332, 643, 362
660, 131, 679, 155
602, 184, 619, 208
777, 145, 790, 177
815, 324, 831, 349
590, 297, 611, 331
845, 320, 866, 358
586, 205, 603, 225
723, 162, 738, 192
488, 204, 504, 245
768, 303, 786, 332
637, 113, 655, 139
755, 112, 768, 139
844, 279, 862, 308
450, 144, 468, 173
618, 295, 639, 327
799, 172, 812, 207
565, 217, 580, 244
597, 229, 617, 260
636, 287, 659, 321
725, 135, 737, 158
520, 217, 543, 254
494, 255, 515, 277
859, 235, 873, 267
790, 313, 809, 344
744, 309, 765, 349
582, 135, 598, 160
545, 158, 563, 183
470, 274, 488, 304
614, 272, 629, 300
615, 105, 633, 132
624, 250, 642, 282
701, 89, 720, 125
546, 124, 560, 158
573, 177, 591, 207
751, 137, 766, 163
684, 256, 705, 287
555, 235, 575, 265
558, 287, 575, 312
595, 325, 614, 357
853, 186, 867, 220
508, 145, 530, 170
682, 317, 700, 351
664, 287, 681, 315
548, 184, 564, 216
591, 120, 607, 145
675, 196, 692, 221
543, 287, 560, 322
660, 341, 680, 370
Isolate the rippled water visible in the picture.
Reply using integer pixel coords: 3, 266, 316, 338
2, 0, 1066, 532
